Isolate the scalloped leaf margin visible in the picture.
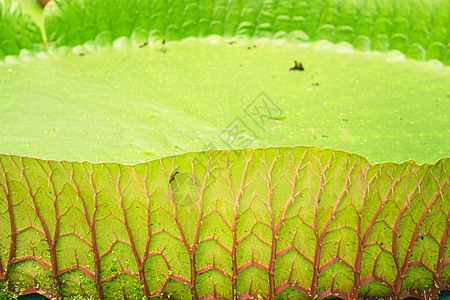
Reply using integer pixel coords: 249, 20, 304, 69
42, 0, 450, 64
1, 0, 449, 64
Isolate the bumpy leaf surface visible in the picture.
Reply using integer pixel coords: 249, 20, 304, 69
43, 0, 450, 64
0, 147, 449, 299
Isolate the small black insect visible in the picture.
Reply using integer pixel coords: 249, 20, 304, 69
158, 40, 169, 53
289, 60, 304, 71
139, 41, 148, 48
169, 171, 179, 183
79, 52, 86, 56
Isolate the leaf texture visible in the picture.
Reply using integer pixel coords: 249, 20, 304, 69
42, 0, 450, 64
0, 147, 448, 299
1, 0, 449, 62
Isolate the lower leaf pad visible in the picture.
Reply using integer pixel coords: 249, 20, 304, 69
0, 146, 448, 299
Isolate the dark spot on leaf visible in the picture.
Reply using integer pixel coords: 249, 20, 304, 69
79, 52, 86, 56
169, 171, 179, 183
421, 236, 424, 240
380, 242, 383, 246
322, 135, 328, 138
342, 119, 349, 122
290, 60, 304, 71
139, 41, 148, 48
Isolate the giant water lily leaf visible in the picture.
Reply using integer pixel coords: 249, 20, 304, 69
0, 148, 449, 299
42, 0, 450, 65
1, 0, 449, 165
0, 0, 449, 299
1, 35, 449, 165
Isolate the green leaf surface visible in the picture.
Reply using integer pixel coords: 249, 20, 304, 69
0, 147, 449, 299
1, 0, 449, 165
1, 36, 449, 165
